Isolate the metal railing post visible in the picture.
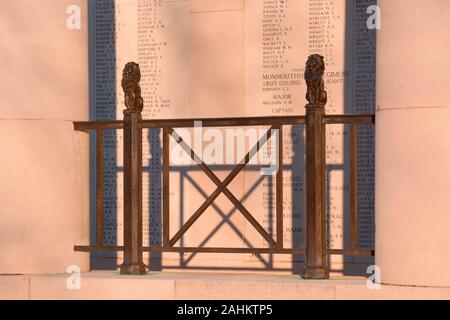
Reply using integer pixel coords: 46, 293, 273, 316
303, 54, 329, 279
120, 62, 146, 275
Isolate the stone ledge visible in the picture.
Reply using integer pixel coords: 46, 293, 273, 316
0, 271, 449, 300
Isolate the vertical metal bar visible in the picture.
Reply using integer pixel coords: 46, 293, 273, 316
163, 127, 170, 247
350, 124, 358, 251
121, 113, 146, 274
276, 125, 284, 249
120, 62, 146, 275
304, 105, 329, 279
303, 55, 329, 279
96, 129, 104, 247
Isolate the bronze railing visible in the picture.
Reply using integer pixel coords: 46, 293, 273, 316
74, 56, 375, 279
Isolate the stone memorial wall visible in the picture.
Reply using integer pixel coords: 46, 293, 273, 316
90, 0, 376, 274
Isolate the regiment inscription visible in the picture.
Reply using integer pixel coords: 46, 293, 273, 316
90, 0, 375, 273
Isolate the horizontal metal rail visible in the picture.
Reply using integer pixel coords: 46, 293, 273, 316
74, 245, 306, 254
73, 114, 375, 132
74, 245, 373, 256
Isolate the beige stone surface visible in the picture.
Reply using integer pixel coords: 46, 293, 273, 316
29, 272, 174, 300
375, 109, 450, 287
0, 0, 89, 274
189, 9, 245, 118
377, 0, 450, 110
0, 276, 29, 300
0, 121, 89, 274
376, 0, 450, 287
190, 0, 244, 13
1, 271, 448, 300
0, 0, 88, 121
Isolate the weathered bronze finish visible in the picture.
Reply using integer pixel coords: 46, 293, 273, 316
74, 59, 375, 279
95, 129, 104, 247
275, 124, 284, 249
303, 54, 329, 279
122, 62, 144, 115
120, 62, 146, 275
305, 54, 327, 106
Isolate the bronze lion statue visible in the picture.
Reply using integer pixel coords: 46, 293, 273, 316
122, 62, 144, 114
304, 54, 327, 106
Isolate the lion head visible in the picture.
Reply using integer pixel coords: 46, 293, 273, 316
121, 62, 141, 90
304, 54, 325, 82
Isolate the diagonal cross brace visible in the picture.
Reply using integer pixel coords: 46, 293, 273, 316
182, 173, 270, 266
168, 127, 277, 248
